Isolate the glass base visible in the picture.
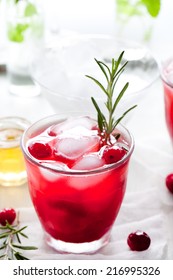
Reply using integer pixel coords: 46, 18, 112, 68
8, 72, 40, 97
9, 84, 40, 98
45, 231, 110, 254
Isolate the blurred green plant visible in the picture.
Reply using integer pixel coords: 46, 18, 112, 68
7, 0, 44, 43
116, 0, 161, 42
8, 23, 29, 42
116, 0, 161, 19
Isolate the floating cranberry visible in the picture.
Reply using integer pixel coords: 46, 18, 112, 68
28, 142, 52, 159
0, 208, 16, 226
102, 145, 127, 164
127, 230, 151, 251
165, 173, 173, 194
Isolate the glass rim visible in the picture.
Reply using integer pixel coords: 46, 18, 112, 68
161, 74, 173, 88
21, 114, 134, 175
160, 58, 173, 88
0, 116, 31, 148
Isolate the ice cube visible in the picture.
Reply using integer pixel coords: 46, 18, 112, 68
40, 167, 58, 182
54, 136, 99, 161
69, 159, 107, 190
69, 173, 108, 189
39, 161, 68, 181
72, 154, 104, 171
41, 161, 68, 171
48, 116, 96, 136
69, 154, 106, 189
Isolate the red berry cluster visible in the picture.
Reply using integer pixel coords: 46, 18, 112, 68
0, 208, 16, 226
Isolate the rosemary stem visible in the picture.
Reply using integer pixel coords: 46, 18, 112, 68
107, 77, 113, 136
3, 233, 13, 260
86, 51, 137, 143
1, 212, 19, 259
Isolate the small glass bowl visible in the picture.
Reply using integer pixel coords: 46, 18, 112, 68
31, 34, 159, 122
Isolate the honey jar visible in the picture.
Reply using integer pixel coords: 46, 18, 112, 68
0, 117, 30, 187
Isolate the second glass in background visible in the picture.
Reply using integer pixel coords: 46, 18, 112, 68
6, 0, 44, 97
161, 58, 173, 142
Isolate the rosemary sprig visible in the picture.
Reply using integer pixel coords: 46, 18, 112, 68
0, 212, 37, 260
86, 51, 137, 143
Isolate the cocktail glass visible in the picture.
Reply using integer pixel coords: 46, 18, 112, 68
161, 58, 173, 141
21, 114, 134, 254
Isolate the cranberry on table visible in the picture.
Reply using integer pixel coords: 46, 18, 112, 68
127, 230, 151, 251
0, 208, 16, 226
165, 173, 173, 194
28, 142, 52, 159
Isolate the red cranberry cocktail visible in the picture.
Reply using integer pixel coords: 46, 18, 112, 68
21, 51, 136, 253
161, 58, 173, 141
21, 114, 134, 253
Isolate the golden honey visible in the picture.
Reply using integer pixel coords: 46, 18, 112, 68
0, 117, 30, 187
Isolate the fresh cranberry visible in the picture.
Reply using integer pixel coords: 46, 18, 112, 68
102, 145, 127, 164
0, 208, 16, 226
28, 142, 52, 159
48, 131, 57, 137
127, 230, 151, 251
165, 173, 173, 194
